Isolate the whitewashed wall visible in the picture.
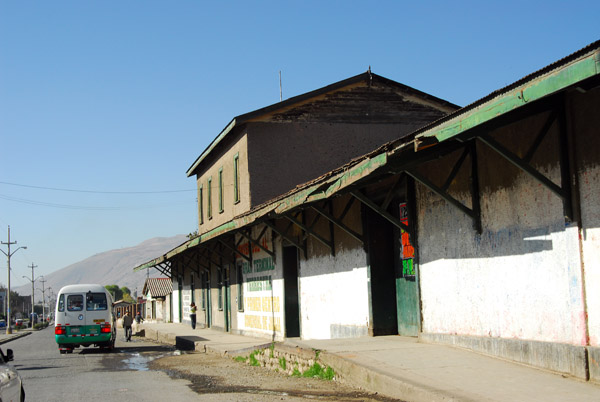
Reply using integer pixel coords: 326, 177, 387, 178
580, 164, 600, 346
171, 278, 181, 323
418, 167, 587, 345
234, 227, 285, 340
299, 247, 369, 339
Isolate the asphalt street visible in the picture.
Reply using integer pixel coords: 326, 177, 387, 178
3, 327, 201, 402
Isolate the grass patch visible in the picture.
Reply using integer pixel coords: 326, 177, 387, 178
233, 356, 247, 363
278, 356, 287, 370
269, 343, 275, 358
249, 350, 260, 367
302, 362, 335, 380
291, 367, 302, 377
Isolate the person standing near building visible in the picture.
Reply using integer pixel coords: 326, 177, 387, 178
122, 311, 133, 342
190, 302, 197, 330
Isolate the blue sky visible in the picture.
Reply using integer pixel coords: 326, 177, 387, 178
1, 1, 598, 287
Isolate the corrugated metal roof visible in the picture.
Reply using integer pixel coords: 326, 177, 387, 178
142, 277, 172, 298
134, 40, 600, 273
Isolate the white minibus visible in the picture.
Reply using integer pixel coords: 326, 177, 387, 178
54, 284, 116, 354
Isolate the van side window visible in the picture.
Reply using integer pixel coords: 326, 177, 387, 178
58, 294, 65, 312
67, 295, 84, 311
86, 293, 108, 311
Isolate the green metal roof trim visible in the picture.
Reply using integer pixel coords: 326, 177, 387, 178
133, 154, 388, 271
415, 43, 600, 144
133, 221, 239, 271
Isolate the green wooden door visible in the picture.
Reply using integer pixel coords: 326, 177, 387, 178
396, 203, 419, 336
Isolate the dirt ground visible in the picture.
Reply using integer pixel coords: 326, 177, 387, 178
150, 351, 402, 401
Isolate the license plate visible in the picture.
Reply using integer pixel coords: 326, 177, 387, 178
70, 327, 80, 334
89, 328, 98, 334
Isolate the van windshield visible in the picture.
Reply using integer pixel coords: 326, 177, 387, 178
86, 293, 108, 311
67, 295, 84, 311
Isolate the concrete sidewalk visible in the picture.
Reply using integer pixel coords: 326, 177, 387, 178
139, 322, 600, 402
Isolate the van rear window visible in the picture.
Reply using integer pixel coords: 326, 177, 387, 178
57, 294, 65, 312
67, 295, 84, 311
86, 293, 108, 311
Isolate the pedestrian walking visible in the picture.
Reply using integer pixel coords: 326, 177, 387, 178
190, 302, 197, 330
135, 311, 143, 324
122, 311, 133, 342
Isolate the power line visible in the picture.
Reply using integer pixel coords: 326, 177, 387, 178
0, 181, 195, 194
0, 193, 193, 211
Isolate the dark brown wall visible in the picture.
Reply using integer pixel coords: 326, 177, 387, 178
247, 122, 433, 206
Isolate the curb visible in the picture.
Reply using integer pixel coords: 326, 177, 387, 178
319, 351, 464, 402
141, 327, 463, 401
0, 331, 32, 345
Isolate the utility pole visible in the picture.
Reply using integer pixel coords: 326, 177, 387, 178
46, 287, 53, 321
24, 263, 37, 325
0, 226, 27, 334
37, 276, 47, 322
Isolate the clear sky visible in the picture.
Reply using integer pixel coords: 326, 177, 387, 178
1, 1, 598, 287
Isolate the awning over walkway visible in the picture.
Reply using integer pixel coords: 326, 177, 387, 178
134, 40, 600, 275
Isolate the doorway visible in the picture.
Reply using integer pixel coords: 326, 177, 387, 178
364, 207, 398, 336
363, 189, 420, 337
283, 246, 300, 337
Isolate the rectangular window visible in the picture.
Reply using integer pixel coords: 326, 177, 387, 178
207, 177, 213, 219
218, 167, 224, 213
67, 295, 84, 311
86, 293, 108, 311
237, 261, 244, 311
198, 184, 204, 225
233, 153, 240, 204
58, 294, 65, 312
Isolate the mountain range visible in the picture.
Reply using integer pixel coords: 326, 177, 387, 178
14, 234, 187, 300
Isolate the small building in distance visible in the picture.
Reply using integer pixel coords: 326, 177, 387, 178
142, 277, 173, 323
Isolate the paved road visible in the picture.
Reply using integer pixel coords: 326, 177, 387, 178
5, 327, 201, 402
4, 328, 397, 401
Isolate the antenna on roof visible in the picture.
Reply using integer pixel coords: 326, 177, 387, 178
279, 70, 283, 102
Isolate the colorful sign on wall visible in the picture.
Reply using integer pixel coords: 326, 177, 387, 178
400, 203, 415, 279
236, 226, 282, 333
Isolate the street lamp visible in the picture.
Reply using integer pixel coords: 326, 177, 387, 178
1, 226, 27, 334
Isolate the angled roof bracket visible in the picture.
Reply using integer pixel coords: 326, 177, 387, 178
209, 240, 236, 266
238, 226, 275, 258
478, 134, 565, 199
350, 190, 408, 232
262, 220, 305, 254
217, 238, 251, 263
283, 213, 333, 254
154, 261, 171, 278
403, 139, 483, 233
309, 202, 363, 245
